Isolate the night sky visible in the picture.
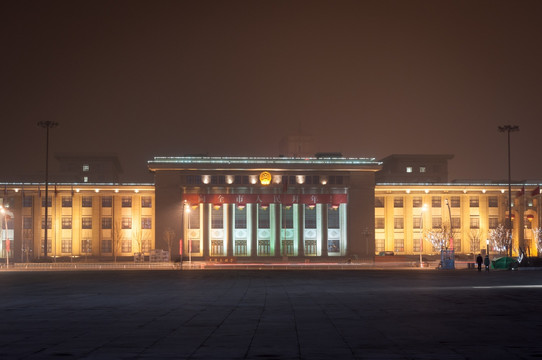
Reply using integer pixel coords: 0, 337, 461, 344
2, 0, 541, 183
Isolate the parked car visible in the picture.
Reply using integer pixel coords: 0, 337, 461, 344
378, 251, 395, 256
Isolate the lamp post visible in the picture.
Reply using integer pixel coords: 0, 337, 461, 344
38, 121, 58, 260
486, 239, 490, 257
499, 125, 519, 257
445, 198, 453, 250
419, 204, 427, 267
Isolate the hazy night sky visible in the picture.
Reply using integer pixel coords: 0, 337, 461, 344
1, 0, 541, 183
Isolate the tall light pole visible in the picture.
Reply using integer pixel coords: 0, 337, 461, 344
445, 198, 453, 250
499, 125, 519, 257
185, 202, 191, 265
38, 121, 58, 260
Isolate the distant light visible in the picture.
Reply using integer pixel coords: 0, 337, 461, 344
76, 189, 80, 193
202, 175, 211, 184
226, 175, 234, 184
95, 189, 99, 193
424, 189, 429, 194
115, 189, 119, 193
14, 188, 19, 193
134, 189, 139, 193
482, 189, 486, 194
296, 175, 305, 184
249, 175, 258, 185
406, 189, 410, 194
501, 189, 505, 194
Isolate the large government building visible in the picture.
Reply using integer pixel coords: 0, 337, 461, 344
0, 154, 540, 262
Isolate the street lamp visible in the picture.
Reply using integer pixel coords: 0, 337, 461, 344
499, 125, 519, 257
486, 239, 490, 257
38, 121, 59, 260
419, 204, 427, 267
445, 198, 453, 250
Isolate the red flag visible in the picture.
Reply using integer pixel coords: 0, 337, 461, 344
516, 186, 525, 197
532, 186, 541, 197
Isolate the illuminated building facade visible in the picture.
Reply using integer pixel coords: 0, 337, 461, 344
0, 184, 154, 261
149, 156, 380, 260
0, 154, 540, 263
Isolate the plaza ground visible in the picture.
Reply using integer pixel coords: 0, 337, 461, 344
1, 269, 542, 359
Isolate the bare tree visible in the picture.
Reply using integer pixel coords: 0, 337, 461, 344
163, 227, 175, 261
469, 229, 482, 253
489, 224, 512, 255
425, 226, 448, 252
132, 228, 142, 254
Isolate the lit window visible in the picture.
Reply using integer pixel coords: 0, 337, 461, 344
83, 176, 89, 183
83, 164, 90, 172
406, 167, 413, 173
419, 167, 426, 173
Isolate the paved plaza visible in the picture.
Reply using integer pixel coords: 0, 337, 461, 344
1, 269, 542, 359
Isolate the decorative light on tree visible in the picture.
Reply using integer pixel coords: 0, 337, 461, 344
533, 227, 542, 255
426, 226, 449, 251
489, 224, 512, 254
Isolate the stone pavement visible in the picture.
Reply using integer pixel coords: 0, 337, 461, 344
1, 269, 542, 359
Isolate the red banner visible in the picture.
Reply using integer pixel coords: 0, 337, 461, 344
182, 193, 347, 206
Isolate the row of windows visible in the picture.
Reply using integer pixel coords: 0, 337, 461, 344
57, 239, 152, 254
198, 205, 341, 230
22, 196, 153, 208
376, 196, 499, 208
32, 216, 152, 230
376, 216, 502, 230
186, 175, 344, 185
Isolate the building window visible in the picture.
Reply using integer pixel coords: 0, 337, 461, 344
82, 164, 90, 172
83, 176, 89, 183
235, 206, 247, 229
82, 196, 92, 207
122, 197, 132, 208
121, 240, 132, 253
412, 196, 423, 208
189, 206, 200, 228
102, 196, 112, 208
23, 216, 32, 229
375, 197, 385, 207
81, 239, 92, 253
122, 217, 132, 229
450, 196, 461, 208
327, 205, 339, 229
141, 196, 152, 208
102, 217, 112, 229
258, 205, 270, 229
62, 216, 72, 229
304, 205, 317, 229
375, 217, 385, 229
375, 238, 385, 252
394, 197, 403, 208
141, 217, 152, 229
23, 196, 33, 207
470, 216, 480, 229
454, 237, 462, 252
328, 176, 343, 185
62, 196, 72, 207
187, 175, 202, 185
489, 216, 499, 229
406, 167, 413, 173
488, 196, 498, 207
304, 175, 320, 185
102, 239, 112, 253
413, 217, 422, 229
432, 196, 441, 207
394, 238, 404, 252
142, 239, 151, 253
42, 196, 52, 207
61, 239, 72, 253
469, 197, 479, 207
452, 217, 461, 229
211, 206, 224, 229
82, 217, 92, 229
432, 217, 442, 229
413, 237, 422, 252
394, 217, 404, 229
41, 216, 52, 229
419, 167, 426, 173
